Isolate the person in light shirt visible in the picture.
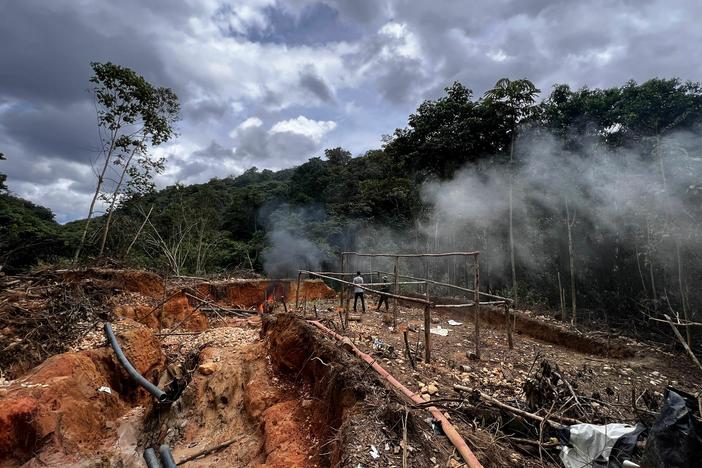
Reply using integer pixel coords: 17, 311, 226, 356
352, 271, 366, 313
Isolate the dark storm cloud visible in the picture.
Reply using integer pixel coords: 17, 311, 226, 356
0, 101, 97, 162
298, 65, 335, 103
0, 0, 170, 105
2, 0, 702, 222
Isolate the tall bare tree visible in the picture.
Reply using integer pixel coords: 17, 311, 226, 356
74, 62, 179, 262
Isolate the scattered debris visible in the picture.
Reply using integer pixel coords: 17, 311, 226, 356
430, 325, 449, 336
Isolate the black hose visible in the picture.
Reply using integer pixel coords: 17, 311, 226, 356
143, 448, 161, 468
103, 322, 168, 402
159, 444, 178, 468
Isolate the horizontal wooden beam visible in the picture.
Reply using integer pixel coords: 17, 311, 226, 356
300, 270, 432, 305
342, 251, 479, 258
378, 270, 513, 304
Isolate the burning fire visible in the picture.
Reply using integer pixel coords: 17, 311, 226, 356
258, 292, 276, 313
257, 281, 288, 313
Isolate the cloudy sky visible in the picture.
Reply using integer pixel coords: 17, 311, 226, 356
1, 0, 700, 222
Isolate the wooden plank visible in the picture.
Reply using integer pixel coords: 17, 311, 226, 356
342, 251, 479, 258
302, 271, 432, 305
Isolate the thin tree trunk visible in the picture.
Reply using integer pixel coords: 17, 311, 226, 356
508, 129, 518, 308
565, 197, 577, 326
74, 126, 120, 262
675, 241, 692, 346
634, 244, 648, 298
125, 205, 153, 256
98, 140, 144, 256
557, 270, 566, 321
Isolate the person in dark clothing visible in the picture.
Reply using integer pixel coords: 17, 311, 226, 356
352, 271, 366, 313
377, 275, 390, 311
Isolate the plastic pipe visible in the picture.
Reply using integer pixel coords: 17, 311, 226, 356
103, 323, 168, 402
143, 448, 161, 468
159, 444, 178, 468
307, 320, 483, 468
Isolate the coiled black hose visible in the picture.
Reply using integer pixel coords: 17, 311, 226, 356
103, 322, 167, 402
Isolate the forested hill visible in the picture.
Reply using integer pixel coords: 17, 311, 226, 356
2, 77, 702, 325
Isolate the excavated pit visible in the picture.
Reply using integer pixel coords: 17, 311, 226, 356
146, 314, 443, 467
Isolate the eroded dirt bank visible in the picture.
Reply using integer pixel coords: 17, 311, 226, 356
0, 269, 445, 467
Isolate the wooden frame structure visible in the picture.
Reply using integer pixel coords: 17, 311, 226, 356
296, 251, 514, 363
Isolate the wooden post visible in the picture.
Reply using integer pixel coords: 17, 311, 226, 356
339, 254, 345, 308
558, 270, 566, 321
393, 256, 399, 330
474, 255, 481, 359
505, 303, 513, 349
295, 271, 302, 309
403, 330, 416, 369
424, 304, 432, 364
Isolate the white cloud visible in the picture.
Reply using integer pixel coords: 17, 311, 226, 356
270, 115, 337, 143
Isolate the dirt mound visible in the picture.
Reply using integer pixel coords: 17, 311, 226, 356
0, 320, 165, 466
195, 279, 335, 308
58, 268, 165, 298
114, 292, 208, 331
407, 292, 636, 357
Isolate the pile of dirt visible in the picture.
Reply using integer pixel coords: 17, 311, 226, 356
195, 279, 335, 308
0, 319, 165, 466
114, 291, 209, 332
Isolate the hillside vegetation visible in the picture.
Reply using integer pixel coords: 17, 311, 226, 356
2, 77, 702, 329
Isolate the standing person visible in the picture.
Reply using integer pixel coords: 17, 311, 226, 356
377, 275, 390, 312
352, 271, 366, 313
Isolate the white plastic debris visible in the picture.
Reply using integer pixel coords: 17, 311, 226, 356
560, 423, 640, 468
369, 445, 380, 459
447, 320, 463, 326
98, 386, 112, 394
430, 326, 449, 336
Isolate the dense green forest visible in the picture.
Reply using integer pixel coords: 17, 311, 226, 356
2, 77, 702, 328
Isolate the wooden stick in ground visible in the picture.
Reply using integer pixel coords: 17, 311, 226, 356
295, 271, 302, 308
402, 407, 409, 468
505, 303, 514, 349
393, 256, 399, 330
339, 254, 345, 308
474, 255, 481, 359
424, 304, 431, 364
664, 314, 702, 371
403, 330, 416, 369
178, 435, 245, 464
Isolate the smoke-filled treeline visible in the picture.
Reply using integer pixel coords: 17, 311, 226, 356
3, 78, 702, 334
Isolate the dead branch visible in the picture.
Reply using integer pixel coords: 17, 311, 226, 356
664, 314, 702, 371
453, 384, 583, 427
177, 435, 246, 465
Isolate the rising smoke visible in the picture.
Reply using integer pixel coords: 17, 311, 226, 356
261, 129, 702, 312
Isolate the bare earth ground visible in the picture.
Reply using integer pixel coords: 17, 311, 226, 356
1, 269, 701, 467
295, 297, 702, 466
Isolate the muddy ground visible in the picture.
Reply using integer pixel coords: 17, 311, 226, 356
1, 269, 700, 467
